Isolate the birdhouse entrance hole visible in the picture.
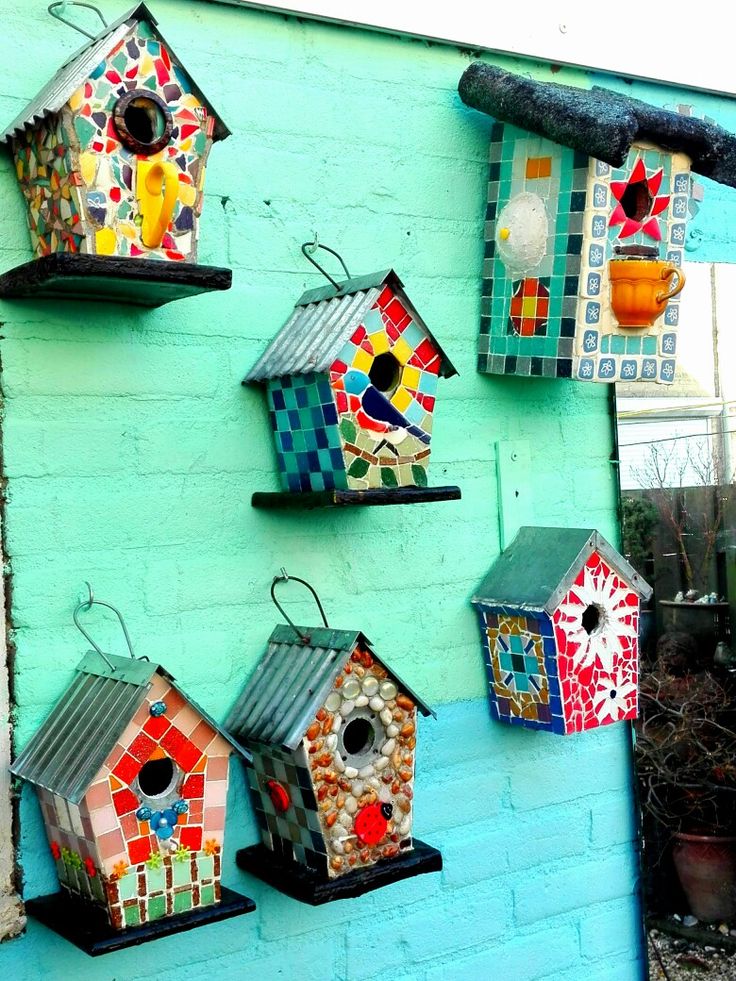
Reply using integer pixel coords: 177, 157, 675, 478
582, 603, 603, 635
369, 352, 401, 395
620, 180, 652, 223
341, 717, 376, 758
137, 756, 177, 798
113, 90, 173, 155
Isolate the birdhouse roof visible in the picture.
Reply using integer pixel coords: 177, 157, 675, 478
472, 526, 652, 616
225, 624, 434, 752
2, 2, 229, 144
11, 651, 250, 804
243, 269, 457, 384
458, 63, 736, 188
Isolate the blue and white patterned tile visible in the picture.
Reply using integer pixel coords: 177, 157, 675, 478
660, 359, 676, 382
620, 359, 638, 380
582, 329, 599, 352
661, 333, 677, 355
586, 272, 601, 295
598, 358, 616, 379
578, 357, 595, 379
641, 359, 658, 380
584, 302, 600, 325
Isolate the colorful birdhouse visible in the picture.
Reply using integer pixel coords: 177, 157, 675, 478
0, 3, 231, 305
471, 527, 652, 734
458, 64, 736, 384
226, 574, 441, 903
245, 250, 460, 508
11, 593, 254, 952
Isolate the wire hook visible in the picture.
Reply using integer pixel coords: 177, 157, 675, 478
73, 583, 139, 669
300, 240, 351, 293
48, 1, 107, 40
270, 570, 329, 644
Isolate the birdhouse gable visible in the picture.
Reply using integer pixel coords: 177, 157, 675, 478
472, 527, 651, 735
5, 3, 228, 263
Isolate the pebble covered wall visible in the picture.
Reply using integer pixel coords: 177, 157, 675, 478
3, 1, 736, 978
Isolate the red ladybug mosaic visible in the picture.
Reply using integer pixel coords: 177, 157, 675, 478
354, 802, 393, 846
266, 779, 290, 813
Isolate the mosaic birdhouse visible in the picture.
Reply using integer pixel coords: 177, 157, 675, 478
459, 64, 736, 384
1, 3, 231, 304
226, 605, 441, 903
245, 264, 460, 507
471, 527, 652, 734
12, 649, 253, 944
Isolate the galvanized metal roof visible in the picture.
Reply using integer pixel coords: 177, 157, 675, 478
2, 2, 229, 144
244, 269, 457, 383
12, 651, 249, 803
225, 623, 434, 752
472, 526, 652, 615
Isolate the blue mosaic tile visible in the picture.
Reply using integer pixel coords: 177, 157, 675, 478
666, 250, 682, 265
592, 183, 607, 208
665, 304, 680, 325
578, 358, 595, 379
586, 272, 601, 295
598, 358, 616, 379
642, 359, 658, 379
674, 173, 689, 193
672, 196, 688, 218
588, 244, 604, 267
585, 302, 600, 325
582, 330, 598, 353
595, 160, 610, 176
670, 223, 686, 245
660, 359, 676, 382
620, 359, 638, 380
661, 333, 677, 355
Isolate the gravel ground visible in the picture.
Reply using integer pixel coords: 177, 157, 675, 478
649, 925, 736, 979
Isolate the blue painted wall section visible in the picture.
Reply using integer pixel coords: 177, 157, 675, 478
2, 1, 736, 978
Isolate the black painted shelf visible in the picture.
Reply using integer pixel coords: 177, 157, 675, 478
0, 254, 232, 307
25, 885, 255, 956
251, 486, 461, 509
236, 838, 442, 904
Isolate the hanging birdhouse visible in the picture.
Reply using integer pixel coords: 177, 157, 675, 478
11, 588, 254, 955
0, 2, 231, 306
225, 573, 442, 904
245, 243, 460, 508
471, 528, 652, 734
458, 64, 736, 384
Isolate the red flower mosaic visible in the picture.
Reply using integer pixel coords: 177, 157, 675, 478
609, 158, 670, 241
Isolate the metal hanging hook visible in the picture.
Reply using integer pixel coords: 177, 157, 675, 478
301, 240, 351, 293
48, 2, 107, 41
73, 582, 139, 669
270, 569, 329, 644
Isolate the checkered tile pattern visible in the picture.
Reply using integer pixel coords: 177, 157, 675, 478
509, 278, 550, 336
267, 372, 346, 493
246, 743, 327, 871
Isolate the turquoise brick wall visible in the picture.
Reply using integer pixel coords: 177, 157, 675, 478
1, 2, 734, 978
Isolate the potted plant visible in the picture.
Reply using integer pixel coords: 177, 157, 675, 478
635, 631, 736, 922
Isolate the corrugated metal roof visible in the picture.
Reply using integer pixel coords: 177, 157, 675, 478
2, 3, 229, 144
225, 624, 434, 752
244, 269, 457, 383
12, 651, 249, 803
472, 526, 652, 615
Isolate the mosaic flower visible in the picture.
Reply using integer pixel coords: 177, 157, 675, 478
621, 363, 636, 378
50, 842, 61, 860
580, 363, 593, 377
662, 363, 675, 379
609, 158, 670, 240
556, 561, 637, 673
150, 807, 179, 840
593, 668, 637, 723
174, 844, 191, 864
146, 851, 163, 869
84, 857, 97, 878
204, 839, 220, 856
592, 217, 605, 236
112, 860, 128, 880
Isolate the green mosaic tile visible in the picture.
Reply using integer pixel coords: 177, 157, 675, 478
124, 903, 141, 927
174, 888, 193, 914
118, 871, 138, 902
200, 883, 216, 907
90, 874, 105, 903
173, 860, 193, 887
610, 335, 625, 354
625, 336, 642, 354
600, 336, 610, 353
197, 856, 215, 880
147, 865, 165, 893
642, 335, 657, 355
148, 894, 166, 920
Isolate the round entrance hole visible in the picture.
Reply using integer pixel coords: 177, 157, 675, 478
581, 604, 602, 636
369, 352, 401, 394
620, 180, 652, 223
137, 757, 177, 798
113, 90, 173, 155
342, 717, 376, 757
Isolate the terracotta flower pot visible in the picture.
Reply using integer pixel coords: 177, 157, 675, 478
609, 258, 686, 328
672, 831, 736, 922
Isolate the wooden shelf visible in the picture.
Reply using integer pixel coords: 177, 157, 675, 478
251, 486, 462, 509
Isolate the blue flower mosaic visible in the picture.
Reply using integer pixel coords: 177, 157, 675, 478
588, 245, 604, 268
661, 333, 677, 354
667, 250, 682, 265
642, 359, 657, 378
149, 808, 179, 840
587, 273, 601, 295
585, 302, 600, 324
583, 330, 598, 352
674, 173, 689, 193
670, 224, 686, 244
665, 304, 679, 325
672, 196, 688, 218
578, 358, 595, 378
591, 216, 606, 238
593, 184, 607, 207
595, 160, 610, 177
660, 359, 676, 381
598, 358, 616, 378
620, 360, 637, 379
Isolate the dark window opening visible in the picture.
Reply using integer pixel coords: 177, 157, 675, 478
137, 757, 176, 797
582, 604, 601, 635
620, 181, 652, 223
369, 352, 401, 394
113, 90, 173, 155
342, 717, 375, 757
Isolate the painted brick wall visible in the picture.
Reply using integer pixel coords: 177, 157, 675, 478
6, 1, 734, 977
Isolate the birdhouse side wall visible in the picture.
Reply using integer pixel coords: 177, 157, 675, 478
245, 741, 328, 873
551, 549, 640, 733
475, 604, 564, 733
65, 19, 213, 262
35, 786, 107, 908
78, 672, 230, 930
266, 372, 347, 493
304, 646, 417, 879
11, 118, 86, 258
330, 284, 440, 490
479, 123, 586, 380
574, 143, 691, 384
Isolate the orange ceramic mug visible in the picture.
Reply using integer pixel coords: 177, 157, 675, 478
609, 258, 686, 328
